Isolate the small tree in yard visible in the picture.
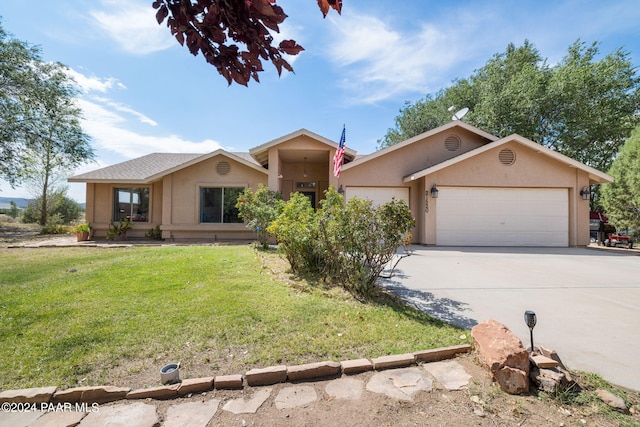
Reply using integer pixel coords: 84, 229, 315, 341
236, 184, 284, 248
267, 192, 320, 273
270, 187, 415, 297
332, 195, 415, 296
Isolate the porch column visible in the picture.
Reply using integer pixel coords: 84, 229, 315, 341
267, 148, 280, 192
161, 175, 173, 239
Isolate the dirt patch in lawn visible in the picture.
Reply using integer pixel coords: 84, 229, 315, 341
0, 222, 44, 244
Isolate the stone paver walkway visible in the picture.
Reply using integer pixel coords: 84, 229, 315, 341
0, 361, 472, 427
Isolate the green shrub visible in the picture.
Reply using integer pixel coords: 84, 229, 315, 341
236, 184, 284, 248
22, 194, 83, 225
73, 223, 91, 233
269, 187, 415, 297
328, 193, 415, 295
41, 223, 71, 234
106, 219, 132, 240
267, 192, 321, 273
145, 225, 163, 240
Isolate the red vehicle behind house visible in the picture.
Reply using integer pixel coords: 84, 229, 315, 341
590, 212, 634, 249
605, 233, 634, 249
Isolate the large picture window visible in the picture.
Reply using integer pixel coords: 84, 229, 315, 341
200, 187, 244, 223
113, 188, 149, 222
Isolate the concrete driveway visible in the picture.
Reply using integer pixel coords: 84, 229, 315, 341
381, 246, 640, 391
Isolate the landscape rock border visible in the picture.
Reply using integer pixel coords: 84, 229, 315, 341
0, 344, 471, 405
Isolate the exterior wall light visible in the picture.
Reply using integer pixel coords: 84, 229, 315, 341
430, 184, 439, 198
579, 186, 590, 200
524, 310, 537, 353
338, 185, 345, 195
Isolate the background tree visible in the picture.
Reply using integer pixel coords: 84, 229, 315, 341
544, 42, 640, 171
20, 61, 93, 225
379, 40, 640, 174
601, 125, 640, 233
22, 190, 83, 225
7, 200, 19, 219
0, 21, 41, 187
0, 21, 94, 221
153, 0, 342, 86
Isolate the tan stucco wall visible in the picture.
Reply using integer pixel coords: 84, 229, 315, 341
84, 155, 267, 240
338, 128, 490, 243
341, 128, 488, 186
418, 142, 592, 246
160, 155, 267, 239
81, 127, 597, 246
86, 181, 162, 238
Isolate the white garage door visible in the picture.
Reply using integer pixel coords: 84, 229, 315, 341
346, 187, 409, 206
436, 187, 568, 246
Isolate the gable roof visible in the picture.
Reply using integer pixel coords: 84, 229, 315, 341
69, 150, 265, 184
342, 120, 498, 172
249, 128, 357, 166
403, 133, 613, 184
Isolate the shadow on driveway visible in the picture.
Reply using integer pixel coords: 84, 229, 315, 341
380, 274, 478, 330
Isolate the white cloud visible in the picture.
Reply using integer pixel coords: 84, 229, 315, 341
91, 96, 157, 127
61, 67, 222, 164
90, 0, 175, 54
326, 12, 465, 103
77, 98, 223, 159
65, 68, 125, 93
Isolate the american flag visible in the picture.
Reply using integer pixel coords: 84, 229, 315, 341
333, 126, 345, 177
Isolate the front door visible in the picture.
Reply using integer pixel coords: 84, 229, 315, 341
301, 191, 316, 209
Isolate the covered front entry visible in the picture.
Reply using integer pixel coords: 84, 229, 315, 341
435, 187, 568, 246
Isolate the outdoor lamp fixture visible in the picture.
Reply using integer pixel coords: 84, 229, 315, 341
524, 310, 537, 353
430, 184, 439, 198
303, 157, 308, 178
579, 186, 590, 201
338, 185, 345, 195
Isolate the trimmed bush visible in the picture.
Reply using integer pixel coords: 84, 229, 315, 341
236, 184, 284, 248
269, 187, 415, 296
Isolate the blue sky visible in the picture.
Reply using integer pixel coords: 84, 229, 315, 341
1, 0, 639, 203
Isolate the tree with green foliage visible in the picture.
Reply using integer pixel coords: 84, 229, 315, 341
328, 194, 415, 295
0, 21, 94, 225
7, 200, 19, 219
267, 191, 319, 273
22, 191, 83, 225
0, 21, 41, 187
269, 187, 415, 296
601, 125, 640, 233
236, 183, 284, 248
379, 40, 640, 173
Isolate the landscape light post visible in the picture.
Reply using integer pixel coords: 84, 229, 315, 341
524, 310, 537, 353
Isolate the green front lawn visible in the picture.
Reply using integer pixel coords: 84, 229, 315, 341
0, 245, 466, 390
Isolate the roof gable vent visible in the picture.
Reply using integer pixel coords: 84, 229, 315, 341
498, 148, 516, 166
444, 135, 461, 151
216, 161, 231, 175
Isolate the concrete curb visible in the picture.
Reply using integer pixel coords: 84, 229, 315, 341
0, 344, 471, 405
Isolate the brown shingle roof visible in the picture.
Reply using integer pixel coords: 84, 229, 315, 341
69, 151, 263, 183
69, 153, 202, 182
